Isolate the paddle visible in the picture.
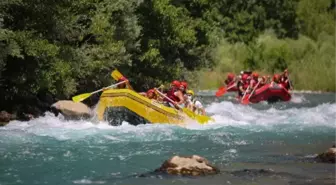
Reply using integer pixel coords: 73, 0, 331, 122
240, 86, 250, 104
110, 69, 134, 90
72, 80, 127, 102
287, 74, 293, 91
242, 80, 261, 105
215, 83, 236, 97
111, 69, 124, 81
154, 88, 206, 121
155, 88, 213, 123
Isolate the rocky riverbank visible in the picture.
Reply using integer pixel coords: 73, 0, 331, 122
0, 91, 100, 126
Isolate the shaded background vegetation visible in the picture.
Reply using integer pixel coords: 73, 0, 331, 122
0, 0, 334, 117
186, 0, 335, 91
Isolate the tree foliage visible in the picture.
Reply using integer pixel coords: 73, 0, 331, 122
0, 0, 334, 114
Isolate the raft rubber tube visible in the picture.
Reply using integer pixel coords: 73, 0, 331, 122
246, 83, 291, 103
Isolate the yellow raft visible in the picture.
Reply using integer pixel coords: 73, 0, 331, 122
96, 89, 214, 126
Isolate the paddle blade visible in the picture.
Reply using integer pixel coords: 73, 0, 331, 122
111, 69, 123, 81
241, 97, 249, 105
215, 86, 226, 97
72, 93, 92, 102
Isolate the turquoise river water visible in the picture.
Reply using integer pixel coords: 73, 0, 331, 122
0, 92, 335, 185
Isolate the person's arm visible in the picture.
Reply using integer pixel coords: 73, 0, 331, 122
175, 91, 185, 105
195, 101, 206, 115
126, 82, 134, 90
239, 85, 244, 92
201, 108, 206, 116
249, 80, 254, 89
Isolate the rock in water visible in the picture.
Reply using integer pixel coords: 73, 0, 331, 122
154, 155, 219, 176
51, 100, 92, 120
315, 145, 336, 163
0, 111, 12, 124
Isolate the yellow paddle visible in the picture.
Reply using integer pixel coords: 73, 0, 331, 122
110, 69, 134, 90
72, 80, 127, 102
154, 88, 213, 124
111, 69, 124, 81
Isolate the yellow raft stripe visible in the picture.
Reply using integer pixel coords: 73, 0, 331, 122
101, 92, 184, 120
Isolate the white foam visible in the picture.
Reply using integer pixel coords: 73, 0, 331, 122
290, 94, 306, 103
73, 179, 106, 184
205, 101, 336, 128
0, 101, 335, 142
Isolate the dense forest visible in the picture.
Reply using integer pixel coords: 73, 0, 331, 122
0, 0, 335, 118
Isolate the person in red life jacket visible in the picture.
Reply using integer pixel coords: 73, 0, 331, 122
146, 89, 157, 100
180, 81, 188, 94
178, 82, 188, 105
102, 76, 130, 91
280, 69, 292, 90
245, 75, 252, 93
180, 81, 189, 104
249, 72, 259, 89
259, 76, 267, 87
271, 74, 281, 87
237, 74, 249, 97
116, 76, 133, 90
224, 73, 236, 87
165, 80, 185, 108
139, 89, 157, 100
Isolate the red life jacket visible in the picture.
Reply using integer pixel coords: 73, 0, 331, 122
228, 81, 235, 87
237, 80, 247, 97
280, 82, 289, 89
225, 79, 234, 86
250, 79, 257, 87
166, 88, 180, 102
243, 82, 249, 90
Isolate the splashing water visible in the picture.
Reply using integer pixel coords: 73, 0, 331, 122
0, 93, 335, 185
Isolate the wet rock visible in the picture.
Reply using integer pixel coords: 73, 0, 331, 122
22, 113, 34, 121
51, 100, 92, 120
315, 145, 336, 163
0, 111, 12, 125
154, 155, 219, 176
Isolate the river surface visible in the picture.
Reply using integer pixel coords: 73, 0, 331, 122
0, 92, 335, 185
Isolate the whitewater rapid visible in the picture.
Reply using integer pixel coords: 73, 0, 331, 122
1, 98, 335, 143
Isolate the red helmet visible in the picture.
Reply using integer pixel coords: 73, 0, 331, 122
273, 74, 280, 81
179, 84, 185, 91
242, 74, 249, 81
118, 76, 128, 82
181, 81, 188, 89
147, 89, 155, 96
147, 89, 155, 94
227, 73, 235, 80
252, 72, 259, 78
171, 80, 180, 87
119, 76, 127, 81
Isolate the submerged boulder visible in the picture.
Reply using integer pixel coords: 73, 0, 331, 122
51, 100, 92, 120
315, 145, 336, 163
154, 155, 219, 176
0, 111, 12, 123
0, 111, 12, 126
